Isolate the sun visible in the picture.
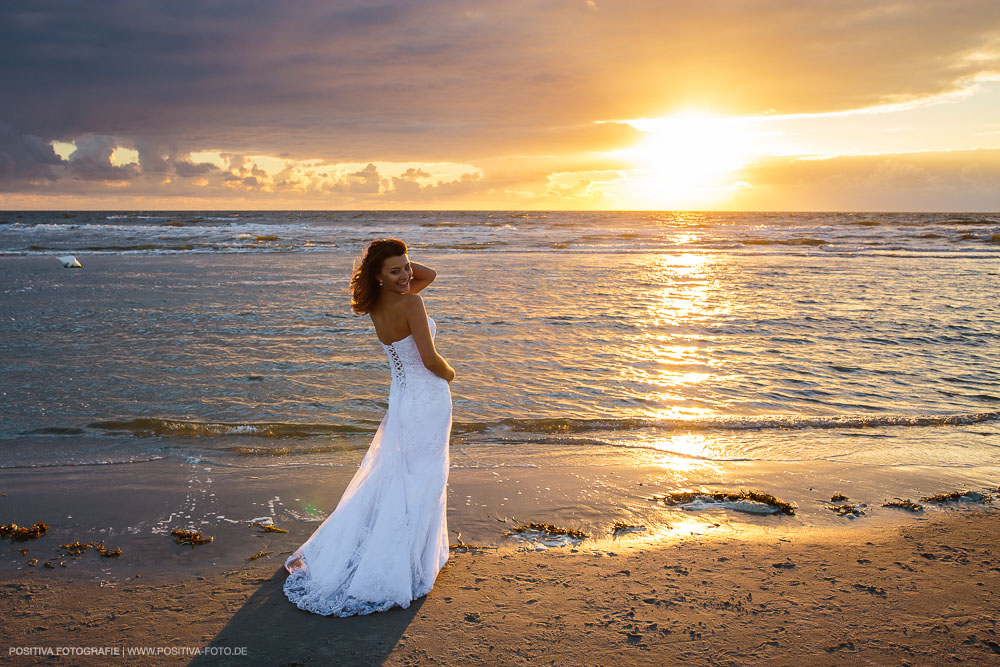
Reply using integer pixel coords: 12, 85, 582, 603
603, 110, 770, 208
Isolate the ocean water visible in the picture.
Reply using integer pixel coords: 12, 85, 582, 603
2, 211, 999, 547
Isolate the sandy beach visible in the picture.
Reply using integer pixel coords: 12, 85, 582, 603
3, 507, 999, 666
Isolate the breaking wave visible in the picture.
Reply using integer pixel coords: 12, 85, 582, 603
74, 411, 1000, 441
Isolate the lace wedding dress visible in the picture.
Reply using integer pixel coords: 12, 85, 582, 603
283, 317, 452, 616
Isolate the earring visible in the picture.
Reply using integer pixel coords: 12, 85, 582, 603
378, 281, 383, 286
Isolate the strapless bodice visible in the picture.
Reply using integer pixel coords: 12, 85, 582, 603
381, 317, 438, 390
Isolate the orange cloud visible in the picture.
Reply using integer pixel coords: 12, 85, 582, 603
727, 149, 1000, 211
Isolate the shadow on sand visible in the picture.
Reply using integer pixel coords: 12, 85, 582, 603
189, 566, 421, 666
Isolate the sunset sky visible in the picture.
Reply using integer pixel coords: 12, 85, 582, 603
2, 0, 999, 211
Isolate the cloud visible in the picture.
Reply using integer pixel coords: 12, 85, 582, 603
174, 160, 220, 178
3, 0, 999, 160
333, 163, 384, 194
727, 149, 1000, 210
1, 0, 999, 207
65, 135, 140, 182
0, 123, 62, 185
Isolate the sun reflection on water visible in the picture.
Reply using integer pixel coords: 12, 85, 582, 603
624, 252, 734, 422
648, 433, 726, 472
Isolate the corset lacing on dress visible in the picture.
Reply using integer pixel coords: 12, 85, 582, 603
386, 344, 406, 388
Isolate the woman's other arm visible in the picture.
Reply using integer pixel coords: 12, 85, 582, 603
407, 261, 436, 294
403, 295, 455, 382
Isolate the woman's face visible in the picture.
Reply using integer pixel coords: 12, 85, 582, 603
377, 254, 412, 294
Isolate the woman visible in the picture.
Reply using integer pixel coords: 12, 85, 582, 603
283, 238, 455, 616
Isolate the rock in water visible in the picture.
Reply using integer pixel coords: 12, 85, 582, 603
57, 255, 81, 268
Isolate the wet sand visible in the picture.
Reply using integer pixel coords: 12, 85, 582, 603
6, 447, 998, 585
3, 509, 999, 666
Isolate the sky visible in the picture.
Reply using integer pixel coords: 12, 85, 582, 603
1, 0, 999, 211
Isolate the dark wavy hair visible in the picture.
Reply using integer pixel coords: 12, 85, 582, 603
350, 238, 408, 314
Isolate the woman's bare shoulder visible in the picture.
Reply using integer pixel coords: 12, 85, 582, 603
399, 293, 425, 312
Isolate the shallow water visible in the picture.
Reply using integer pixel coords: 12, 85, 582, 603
1, 211, 999, 562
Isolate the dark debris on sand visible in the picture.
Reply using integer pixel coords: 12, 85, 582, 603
853, 583, 887, 597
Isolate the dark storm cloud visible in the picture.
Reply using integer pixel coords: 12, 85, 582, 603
0, 123, 62, 185
0, 1, 423, 150
65, 135, 139, 181
173, 160, 219, 178
3, 0, 999, 159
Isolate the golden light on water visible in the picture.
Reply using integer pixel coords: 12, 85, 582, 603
656, 433, 709, 457
651, 433, 716, 462
624, 251, 732, 421
627, 434, 724, 474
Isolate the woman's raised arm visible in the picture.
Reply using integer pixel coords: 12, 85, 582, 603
407, 261, 436, 294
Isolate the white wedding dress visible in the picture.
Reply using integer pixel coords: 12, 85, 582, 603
283, 317, 452, 616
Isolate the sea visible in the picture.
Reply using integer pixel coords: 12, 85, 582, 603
1, 210, 999, 558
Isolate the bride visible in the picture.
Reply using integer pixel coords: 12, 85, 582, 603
283, 238, 456, 616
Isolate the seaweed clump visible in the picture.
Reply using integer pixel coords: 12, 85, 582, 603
60, 541, 90, 555
171, 528, 213, 546
650, 490, 797, 516
829, 503, 867, 518
1, 521, 49, 541
919, 491, 993, 503
505, 522, 589, 540
883, 499, 924, 513
247, 550, 273, 561
611, 521, 647, 536
449, 534, 492, 553
248, 519, 288, 533
57, 540, 121, 557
